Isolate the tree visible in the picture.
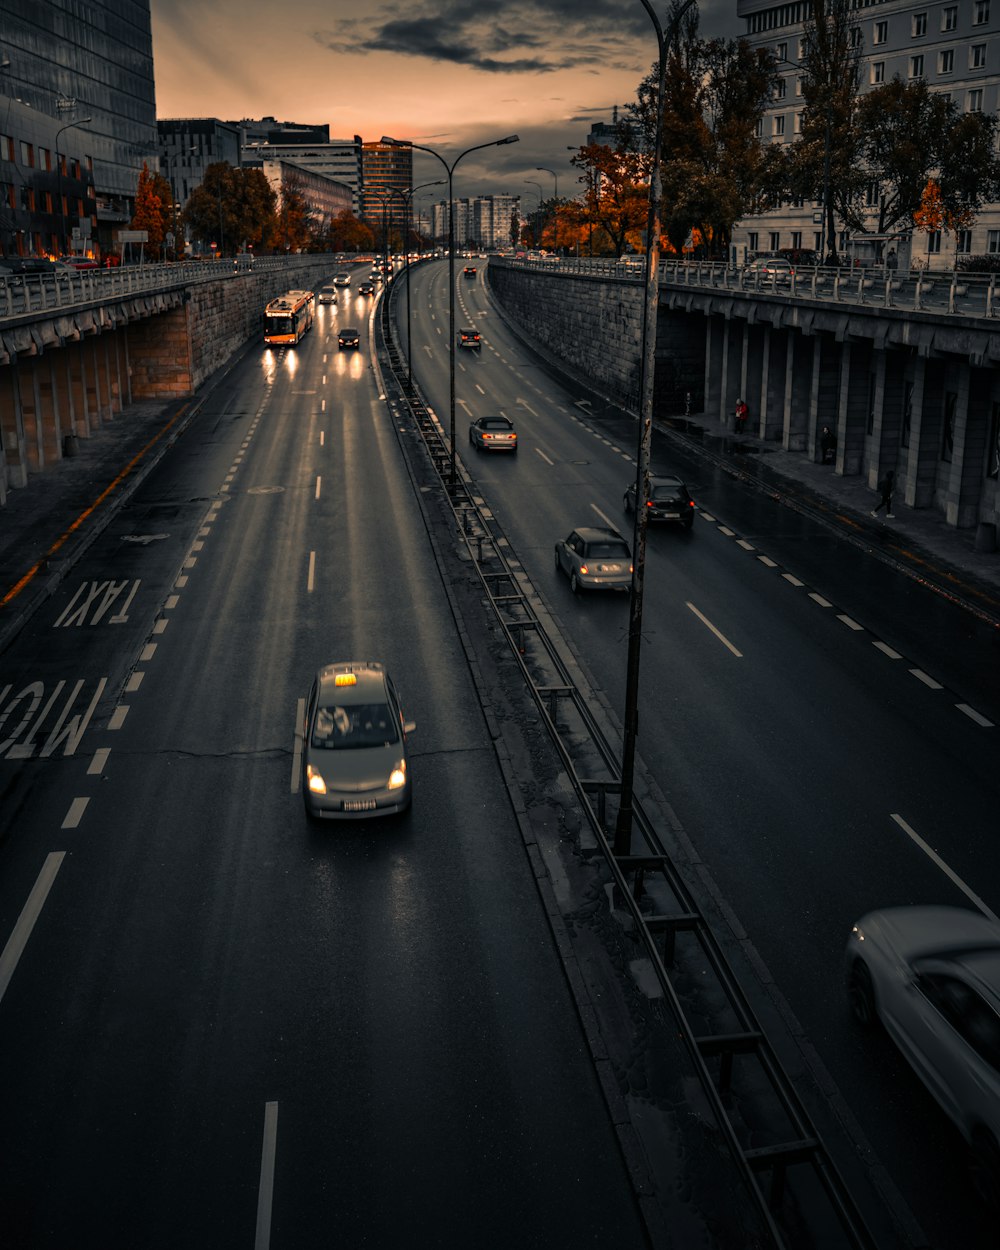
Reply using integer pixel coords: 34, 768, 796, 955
324, 209, 374, 253
131, 163, 165, 257
570, 137, 648, 257
182, 163, 276, 254
274, 174, 313, 252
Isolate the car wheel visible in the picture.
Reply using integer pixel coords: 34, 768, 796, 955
570, 571, 581, 595
970, 1129, 1000, 1208
848, 960, 877, 1027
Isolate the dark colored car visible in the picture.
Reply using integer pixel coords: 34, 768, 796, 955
302, 661, 415, 820
463, 266, 477, 277
623, 474, 695, 529
459, 328, 481, 350
554, 527, 632, 594
358, 281, 375, 296
469, 416, 517, 453
338, 327, 360, 349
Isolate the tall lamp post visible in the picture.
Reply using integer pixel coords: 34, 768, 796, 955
382, 134, 519, 487
55, 116, 92, 256
615, 0, 695, 855
387, 179, 445, 386
536, 166, 559, 254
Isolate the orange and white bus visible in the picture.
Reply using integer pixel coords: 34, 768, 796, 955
264, 290, 314, 346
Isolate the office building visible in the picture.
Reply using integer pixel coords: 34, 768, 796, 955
360, 141, 413, 245
158, 119, 241, 213
240, 130, 363, 214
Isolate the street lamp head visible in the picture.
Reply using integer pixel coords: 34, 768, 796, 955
498, 135, 519, 146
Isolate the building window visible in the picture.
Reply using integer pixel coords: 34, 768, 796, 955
851, 25, 863, 46
988, 229, 1000, 252
874, 19, 888, 42
770, 231, 781, 251
774, 114, 786, 137
797, 37, 806, 58
957, 229, 972, 253
775, 78, 787, 99
814, 231, 822, 252
987, 402, 1000, 479
940, 91, 952, 104
939, 48, 954, 73
748, 232, 759, 252
755, 118, 763, 138
19, 140, 33, 167
972, 43, 988, 67
912, 12, 927, 35
943, 4, 958, 28
793, 112, 802, 134
791, 231, 802, 249
927, 230, 942, 253
974, 0, 990, 23
776, 41, 787, 59
865, 181, 880, 207
0, 134, 12, 162
910, 54, 924, 77
969, 88, 984, 111
795, 76, 803, 95
873, 60, 886, 83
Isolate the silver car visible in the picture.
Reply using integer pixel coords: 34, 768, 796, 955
469, 416, 517, 453
846, 905, 1000, 1204
302, 662, 415, 820
554, 527, 632, 594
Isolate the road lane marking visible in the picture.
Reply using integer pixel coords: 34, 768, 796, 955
589, 504, 617, 529
957, 704, 994, 728
809, 593, 832, 607
315, 476, 322, 500
88, 748, 111, 776
0, 852, 65, 1004
153, 618, 168, 634
108, 706, 128, 730
125, 672, 144, 693
475, 384, 486, 394
718, 526, 735, 537
910, 668, 942, 689
291, 698, 304, 793
836, 614, 863, 631
62, 797, 89, 829
517, 400, 539, 416
737, 539, 755, 551
191, 541, 204, 552
700, 512, 716, 522
254, 1101, 279, 1250
307, 551, 316, 593
175, 575, 188, 588
685, 602, 743, 657
873, 641, 901, 659
891, 813, 998, 920
141, 644, 157, 662
183, 557, 196, 570
757, 556, 777, 568
782, 573, 804, 587
534, 448, 554, 466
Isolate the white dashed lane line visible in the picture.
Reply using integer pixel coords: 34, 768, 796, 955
108, 706, 128, 730
910, 669, 943, 689
62, 797, 89, 829
88, 748, 111, 776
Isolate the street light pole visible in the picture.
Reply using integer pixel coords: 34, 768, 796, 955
615, 0, 695, 856
536, 166, 559, 254
54, 116, 92, 255
382, 134, 519, 488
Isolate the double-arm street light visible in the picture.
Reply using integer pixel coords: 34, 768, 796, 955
382, 133, 519, 487
55, 116, 92, 256
535, 166, 559, 254
615, 0, 695, 855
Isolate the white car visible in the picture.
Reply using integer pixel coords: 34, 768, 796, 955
333, 272, 351, 287
318, 285, 337, 304
846, 905, 1000, 1204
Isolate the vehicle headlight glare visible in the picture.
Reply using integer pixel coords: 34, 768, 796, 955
388, 762, 407, 790
307, 765, 327, 794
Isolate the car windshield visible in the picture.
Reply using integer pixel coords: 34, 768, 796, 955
312, 702, 399, 750
587, 542, 629, 558
651, 483, 683, 499
483, 419, 511, 430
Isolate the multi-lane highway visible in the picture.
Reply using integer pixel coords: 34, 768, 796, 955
398, 256, 1000, 1249
0, 264, 648, 1248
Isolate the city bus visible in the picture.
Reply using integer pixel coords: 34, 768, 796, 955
263, 290, 314, 346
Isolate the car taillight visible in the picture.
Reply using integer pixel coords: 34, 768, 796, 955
483, 433, 493, 439
688, 499, 695, 507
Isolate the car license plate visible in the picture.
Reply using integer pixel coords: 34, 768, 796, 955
664, 511, 680, 519
598, 563, 621, 573
343, 799, 377, 812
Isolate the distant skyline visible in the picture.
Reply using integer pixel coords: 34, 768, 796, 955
151, 0, 740, 202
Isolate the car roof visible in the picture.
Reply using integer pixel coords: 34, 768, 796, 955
315, 661, 389, 704
339, 326, 359, 333
479, 415, 513, 425
574, 526, 628, 544
648, 474, 685, 487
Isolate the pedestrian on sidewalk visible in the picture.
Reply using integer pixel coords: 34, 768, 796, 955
871, 469, 896, 519
735, 398, 748, 435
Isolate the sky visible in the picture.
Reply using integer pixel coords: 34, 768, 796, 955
151, 0, 740, 204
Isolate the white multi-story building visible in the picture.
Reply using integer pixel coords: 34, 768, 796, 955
734, 0, 1000, 267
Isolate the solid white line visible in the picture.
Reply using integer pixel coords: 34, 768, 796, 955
782, 573, 804, 587
125, 672, 144, 693
140, 644, 157, 662
254, 1101, 279, 1250
534, 448, 554, 466
891, 813, 998, 920
685, 602, 743, 657
910, 668, 943, 690
957, 704, 994, 728
757, 555, 777, 568
590, 503, 617, 529
291, 698, 305, 793
0, 852, 65, 1004
873, 641, 901, 659
88, 748, 111, 776
108, 706, 128, 730
836, 614, 864, 631
315, 476, 322, 500
307, 551, 316, 593
62, 797, 89, 829
809, 592, 832, 607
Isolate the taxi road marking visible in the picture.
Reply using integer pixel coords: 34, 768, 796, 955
0, 852, 65, 1005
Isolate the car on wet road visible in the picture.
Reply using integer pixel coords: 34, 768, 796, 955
469, 416, 517, 453
623, 474, 695, 529
554, 527, 632, 594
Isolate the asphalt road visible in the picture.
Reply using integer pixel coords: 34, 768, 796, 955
400, 256, 1000, 1250
0, 262, 648, 1249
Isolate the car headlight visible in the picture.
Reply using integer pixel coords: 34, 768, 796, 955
387, 761, 407, 790
306, 764, 327, 795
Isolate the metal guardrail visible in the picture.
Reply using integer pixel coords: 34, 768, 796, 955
0, 255, 317, 324
502, 255, 1000, 319
377, 270, 880, 1249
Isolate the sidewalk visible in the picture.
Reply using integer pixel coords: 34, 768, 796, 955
0, 394, 202, 654
657, 409, 1000, 629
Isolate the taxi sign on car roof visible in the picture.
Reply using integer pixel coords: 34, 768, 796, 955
334, 673, 357, 687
